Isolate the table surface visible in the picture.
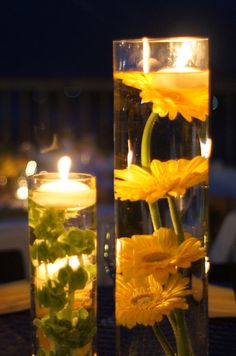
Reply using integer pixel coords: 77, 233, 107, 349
0, 287, 235, 356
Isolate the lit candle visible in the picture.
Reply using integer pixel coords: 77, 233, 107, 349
114, 38, 209, 122
152, 68, 208, 89
32, 156, 96, 209
151, 40, 209, 89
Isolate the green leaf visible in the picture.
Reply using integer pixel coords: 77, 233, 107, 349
34, 208, 65, 242
74, 311, 97, 348
28, 198, 42, 229
69, 267, 88, 291
54, 345, 71, 356
30, 239, 69, 264
81, 229, 96, 255
34, 312, 96, 350
57, 266, 70, 287
36, 348, 46, 356
48, 241, 68, 263
57, 265, 88, 291
37, 281, 67, 311
58, 227, 96, 256
57, 266, 88, 292
78, 308, 89, 320
33, 318, 43, 329
30, 240, 51, 262
58, 228, 84, 252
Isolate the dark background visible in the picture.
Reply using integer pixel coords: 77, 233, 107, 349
0, 0, 235, 82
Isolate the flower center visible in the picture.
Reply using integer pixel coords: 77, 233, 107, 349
142, 251, 170, 263
131, 293, 154, 305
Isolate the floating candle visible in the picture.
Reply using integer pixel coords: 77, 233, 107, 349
156, 40, 208, 89
32, 156, 96, 209
148, 68, 209, 90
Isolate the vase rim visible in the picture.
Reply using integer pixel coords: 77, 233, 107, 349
113, 36, 209, 44
28, 172, 96, 182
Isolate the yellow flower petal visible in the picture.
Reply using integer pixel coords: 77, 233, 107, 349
114, 71, 209, 122
116, 273, 190, 328
114, 156, 208, 203
117, 228, 205, 284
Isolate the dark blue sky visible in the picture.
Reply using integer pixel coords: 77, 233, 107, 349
0, 0, 235, 82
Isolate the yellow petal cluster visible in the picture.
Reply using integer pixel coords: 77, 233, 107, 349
114, 71, 209, 122
117, 228, 205, 284
116, 273, 190, 328
114, 156, 208, 203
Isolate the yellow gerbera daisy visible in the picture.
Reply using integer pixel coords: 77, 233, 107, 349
114, 156, 208, 203
114, 71, 209, 122
117, 227, 205, 284
116, 273, 190, 328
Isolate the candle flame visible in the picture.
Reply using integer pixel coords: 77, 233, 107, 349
58, 156, 71, 180
142, 37, 150, 73
175, 41, 193, 69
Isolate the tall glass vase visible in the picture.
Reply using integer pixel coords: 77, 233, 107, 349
113, 37, 210, 356
28, 172, 97, 356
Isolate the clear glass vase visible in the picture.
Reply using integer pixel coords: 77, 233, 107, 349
28, 173, 97, 356
113, 37, 210, 356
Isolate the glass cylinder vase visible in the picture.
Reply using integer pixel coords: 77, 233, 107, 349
28, 173, 97, 356
113, 37, 210, 356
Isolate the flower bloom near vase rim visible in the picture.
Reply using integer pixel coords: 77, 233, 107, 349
114, 71, 209, 122
117, 227, 206, 284
114, 156, 208, 203
116, 273, 191, 329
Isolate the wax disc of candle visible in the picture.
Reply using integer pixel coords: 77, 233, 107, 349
32, 180, 96, 209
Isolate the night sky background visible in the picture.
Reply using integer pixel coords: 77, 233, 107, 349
0, 0, 235, 83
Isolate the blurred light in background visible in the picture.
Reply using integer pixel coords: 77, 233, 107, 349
25, 160, 37, 176
15, 177, 28, 201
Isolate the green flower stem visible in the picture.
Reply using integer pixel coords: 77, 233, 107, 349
167, 197, 193, 356
67, 291, 75, 320
45, 264, 55, 322
152, 324, 176, 356
64, 259, 75, 321
79, 254, 84, 267
167, 196, 184, 244
141, 111, 157, 168
141, 111, 175, 355
140, 111, 192, 355
141, 111, 162, 229
149, 202, 162, 230
168, 313, 178, 338
174, 310, 193, 356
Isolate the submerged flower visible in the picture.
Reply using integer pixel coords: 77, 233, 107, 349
114, 71, 209, 122
114, 156, 208, 203
118, 228, 206, 283
116, 273, 190, 328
